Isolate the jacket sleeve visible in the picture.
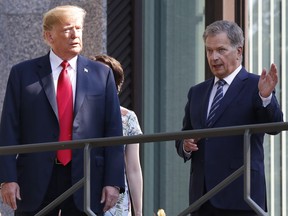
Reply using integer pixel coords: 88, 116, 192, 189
103, 68, 125, 192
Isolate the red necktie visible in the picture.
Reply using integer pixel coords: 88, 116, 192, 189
56, 60, 73, 165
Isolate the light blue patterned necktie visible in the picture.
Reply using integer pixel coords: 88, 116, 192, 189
206, 79, 226, 127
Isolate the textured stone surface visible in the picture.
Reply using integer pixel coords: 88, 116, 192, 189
0, 0, 107, 114
2, 0, 50, 14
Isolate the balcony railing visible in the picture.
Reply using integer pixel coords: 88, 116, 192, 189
0, 122, 287, 216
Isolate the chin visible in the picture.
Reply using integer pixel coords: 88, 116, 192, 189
71, 48, 82, 55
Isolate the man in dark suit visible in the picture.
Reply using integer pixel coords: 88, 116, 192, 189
175, 20, 283, 216
0, 5, 125, 216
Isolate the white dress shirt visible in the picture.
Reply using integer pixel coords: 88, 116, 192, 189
49, 50, 77, 106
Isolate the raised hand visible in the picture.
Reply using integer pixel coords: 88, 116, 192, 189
258, 63, 278, 98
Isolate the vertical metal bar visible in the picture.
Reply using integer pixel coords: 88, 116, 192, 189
270, 2, 276, 215
244, 130, 251, 202
281, 0, 287, 215
258, 0, 263, 76
83, 143, 97, 216
248, 0, 253, 71
243, 129, 268, 216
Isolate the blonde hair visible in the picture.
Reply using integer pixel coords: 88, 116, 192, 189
42, 5, 86, 38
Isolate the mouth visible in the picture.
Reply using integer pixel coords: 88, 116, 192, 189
212, 64, 222, 70
70, 42, 80, 47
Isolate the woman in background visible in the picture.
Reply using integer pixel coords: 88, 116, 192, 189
92, 55, 143, 216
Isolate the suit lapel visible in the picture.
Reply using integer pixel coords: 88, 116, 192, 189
74, 55, 88, 117
202, 79, 214, 127
37, 54, 58, 119
36, 54, 89, 122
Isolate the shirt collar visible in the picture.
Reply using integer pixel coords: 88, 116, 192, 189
49, 50, 78, 71
214, 65, 242, 86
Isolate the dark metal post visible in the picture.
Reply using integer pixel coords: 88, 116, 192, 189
84, 143, 97, 216
243, 130, 268, 216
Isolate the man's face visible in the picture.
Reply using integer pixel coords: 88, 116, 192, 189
205, 32, 242, 79
45, 16, 83, 60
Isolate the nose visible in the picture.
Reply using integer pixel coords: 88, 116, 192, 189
210, 51, 219, 60
70, 28, 80, 38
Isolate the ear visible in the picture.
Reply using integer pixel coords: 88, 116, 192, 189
237, 47, 243, 56
237, 46, 243, 58
44, 31, 54, 44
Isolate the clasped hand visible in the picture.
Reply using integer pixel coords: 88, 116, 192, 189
183, 138, 200, 153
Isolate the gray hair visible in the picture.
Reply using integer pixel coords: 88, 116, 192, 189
203, 20, 244, 48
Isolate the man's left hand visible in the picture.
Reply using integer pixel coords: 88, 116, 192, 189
258, 63, 278, 98
101, 186, 120, 212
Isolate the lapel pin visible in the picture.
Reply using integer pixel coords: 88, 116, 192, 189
84, 68, 88, 73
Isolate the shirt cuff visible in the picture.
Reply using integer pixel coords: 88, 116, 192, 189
259, 92, 272, 107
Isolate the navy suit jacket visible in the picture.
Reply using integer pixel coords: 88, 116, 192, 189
176, 68, 283, 211
0, 53, 125, 214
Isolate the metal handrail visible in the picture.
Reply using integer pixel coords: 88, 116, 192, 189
0, 122, 287, 215
177, 127, 276, 216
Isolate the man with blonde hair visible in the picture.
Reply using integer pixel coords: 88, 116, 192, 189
0, 5, 124, 216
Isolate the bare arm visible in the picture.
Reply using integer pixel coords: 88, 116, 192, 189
125, 143, 143, 216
